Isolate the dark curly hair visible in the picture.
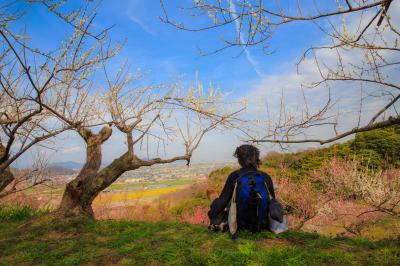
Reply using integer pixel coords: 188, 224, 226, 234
234, 144, 260, 169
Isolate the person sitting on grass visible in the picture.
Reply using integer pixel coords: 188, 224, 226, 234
207, 144, 276, 233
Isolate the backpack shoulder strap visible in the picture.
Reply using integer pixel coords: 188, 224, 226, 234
231, 180, 238, 203
228, 181, 238, 236
264, 182, 273, 200
262, 174, 275, 200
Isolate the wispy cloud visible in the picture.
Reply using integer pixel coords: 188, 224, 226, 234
127, 12, 157, 36
228, 0, 263, 78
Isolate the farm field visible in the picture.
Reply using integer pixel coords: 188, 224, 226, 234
96, 179, 196, 202
4, 178, 198, 213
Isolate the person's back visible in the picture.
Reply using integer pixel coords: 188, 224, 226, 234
208, 145, 275, 233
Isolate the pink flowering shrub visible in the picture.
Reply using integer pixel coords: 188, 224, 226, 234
180, 207, 209, 225
275, 177, 321, 229
312, 158, 400, 215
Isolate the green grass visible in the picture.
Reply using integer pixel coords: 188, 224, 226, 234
0, 210, 399, 265
0, 204, 49, 221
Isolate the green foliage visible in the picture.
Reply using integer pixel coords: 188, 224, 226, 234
262, 126, 400, 181
351, 148, 383, 168
262, 145, 343, 181
352, 125, 400, 167
0, 204, 48, 222
208, 166, 236, 191
0, 213, 399, 265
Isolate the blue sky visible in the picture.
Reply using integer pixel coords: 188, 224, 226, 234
23, 0, 321, 93
9, 1, 399, 166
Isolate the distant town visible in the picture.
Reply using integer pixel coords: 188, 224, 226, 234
120, 162, 236, 182
51, 162, 237, 184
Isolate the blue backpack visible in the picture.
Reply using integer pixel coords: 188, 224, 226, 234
236, 171, 269, 232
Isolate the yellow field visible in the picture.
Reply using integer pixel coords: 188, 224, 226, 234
93, 186, 181, 203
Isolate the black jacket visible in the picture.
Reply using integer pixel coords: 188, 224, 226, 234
208, 167, 275, 224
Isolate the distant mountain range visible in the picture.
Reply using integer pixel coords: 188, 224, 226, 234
48, 161, 111, 172
16, 159, 234, 173
49, 161, 84, 171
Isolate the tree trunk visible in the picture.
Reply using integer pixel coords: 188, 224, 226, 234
56, 125, 190, 219
57, 151, 134, 218
58, 153, 140, 218
0, 142, 15, 195
0, 168, 15, 196
56, 126, 141, 218
57, 126, 115, 218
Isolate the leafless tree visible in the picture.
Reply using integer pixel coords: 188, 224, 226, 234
48, 61, 242, 217
0, 0, 117, 196
161, 0, 400, 145
0, 151, 51, 199
1, 1, 242, 218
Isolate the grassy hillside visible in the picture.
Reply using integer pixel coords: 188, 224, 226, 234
1, 127, 399, 265
0, 206, 399, 266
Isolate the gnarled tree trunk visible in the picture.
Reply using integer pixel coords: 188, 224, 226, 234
57, 151, 134, 218
56, 125, 191, 218
0, 143, 15, 196
0, 168, 14, 197
57, 126, 114, 217
56, 119, 193, 219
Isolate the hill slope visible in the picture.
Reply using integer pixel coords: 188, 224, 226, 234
0, 208, 399, 265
